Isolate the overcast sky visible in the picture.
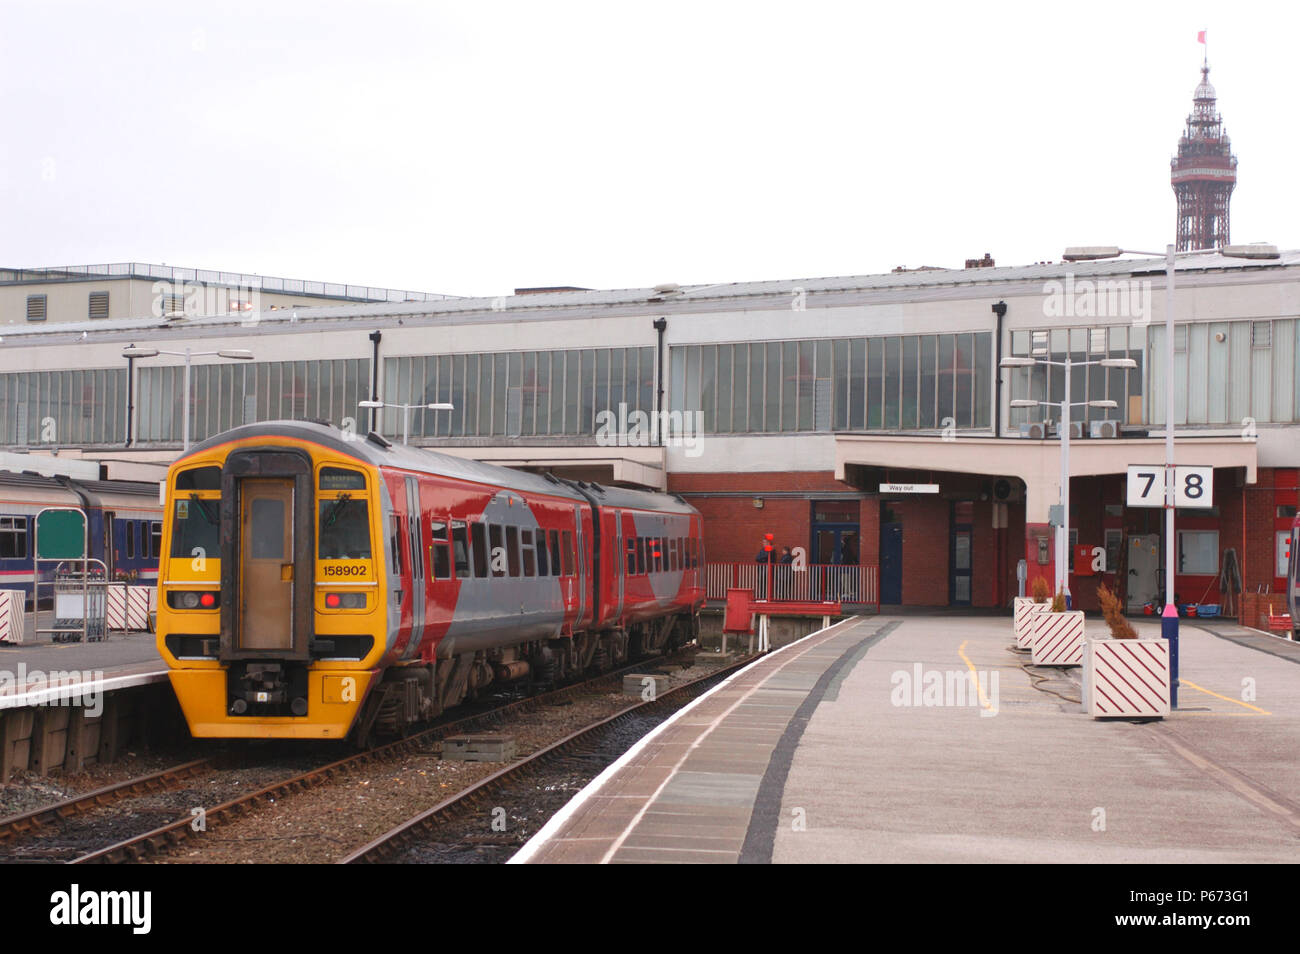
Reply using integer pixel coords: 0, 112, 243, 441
2, 1, 1296, 298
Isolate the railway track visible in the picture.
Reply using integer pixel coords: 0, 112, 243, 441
0, 758, 214, 846
69, 650, 711, 864
339, 653, 751, 864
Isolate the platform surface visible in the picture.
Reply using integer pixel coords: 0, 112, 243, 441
0, 619, 165, 704
513, 614, 1300, 864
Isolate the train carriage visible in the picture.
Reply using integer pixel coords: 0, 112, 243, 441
157, 421, 704, 741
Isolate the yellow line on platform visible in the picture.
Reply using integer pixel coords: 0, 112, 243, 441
1181, 679, 1270, 715
958, 639, 996, 714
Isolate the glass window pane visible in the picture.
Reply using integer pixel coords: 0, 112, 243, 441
901, 336, 918, 429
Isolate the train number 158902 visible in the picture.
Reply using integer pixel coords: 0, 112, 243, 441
322, 563, 368, 577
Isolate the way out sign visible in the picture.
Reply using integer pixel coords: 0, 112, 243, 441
1125, 465, 1214, 508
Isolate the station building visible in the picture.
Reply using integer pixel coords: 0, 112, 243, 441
0, 252, 1296, 619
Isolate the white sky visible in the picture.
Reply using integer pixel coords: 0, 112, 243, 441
2, 1, 1296, 298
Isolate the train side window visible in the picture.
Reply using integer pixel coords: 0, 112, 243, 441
451, 521, 470, 578
536, 530, 549, 576
429, 521, 451, 579
636, 537, 646, 575
626, 537, 635, 575
561, 531, 574, 576
669, 539, 677, 572
488, 524, 505, 578
151, 522, 162, 559
471, 522, 489, 578
505, 526, 521, 576
549, 530, 561, 576
126, 523, 135, 559
521, 528, 536, 577
0, 517, 27, 559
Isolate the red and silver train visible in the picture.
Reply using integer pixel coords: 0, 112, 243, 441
157, 421, 705, 741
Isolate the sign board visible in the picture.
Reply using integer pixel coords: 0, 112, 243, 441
879, 483, 939, 494
1125, 465, 1214, 509
35, 508, 87, 560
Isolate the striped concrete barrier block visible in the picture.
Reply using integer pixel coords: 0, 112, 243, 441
1014, 597, 1049, 649
126, 587, 152, 631
1085, 638, 1170, 718
106, 584, 129, 631
0, 590, 25, 644
1030, 610, 1085, 666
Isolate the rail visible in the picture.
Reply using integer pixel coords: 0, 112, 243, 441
706, 561, 879, 610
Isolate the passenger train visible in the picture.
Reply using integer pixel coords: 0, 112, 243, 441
0, 471, 164, 604
157, 421, 706, 741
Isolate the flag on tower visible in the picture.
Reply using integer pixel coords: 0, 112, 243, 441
1197, 30, 1206, 44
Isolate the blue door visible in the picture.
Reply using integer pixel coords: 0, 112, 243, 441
880, 522, 903, 604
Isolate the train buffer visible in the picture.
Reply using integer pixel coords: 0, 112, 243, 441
723, 587, 841, 653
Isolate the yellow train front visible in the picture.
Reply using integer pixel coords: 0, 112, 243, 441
157, 425, 387, 740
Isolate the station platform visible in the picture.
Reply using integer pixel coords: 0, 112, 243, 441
0, 620, 165, 707
512, 613, 1300, 864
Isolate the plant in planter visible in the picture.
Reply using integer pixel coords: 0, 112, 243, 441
1015, 576, 1054, 647
1084, 583, 1169, 717
1097, 583, 1137, 639
1031, 576, 1050, 603
1031, 587, 1086, 665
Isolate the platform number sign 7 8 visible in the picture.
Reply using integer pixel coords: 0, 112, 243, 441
1126, 465, 1214, 508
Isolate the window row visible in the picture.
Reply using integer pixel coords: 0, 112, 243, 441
625, 535, 699, 576
382, 347, 657, 439
0, 516, 27, 559
1149, 318, 1300, 426
0, 369, 129, 446
392, 517, 576, 583
669, 334, 994, 434
1008, 325, 1145, 427
122, 520, 163, 561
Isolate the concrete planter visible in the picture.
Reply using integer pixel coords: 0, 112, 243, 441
1014, 597, 1050, 649
1030, 610, 1085, 665
1083, 636, 1170, 718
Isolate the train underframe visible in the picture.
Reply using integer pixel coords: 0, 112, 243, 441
351, 611, 700, 746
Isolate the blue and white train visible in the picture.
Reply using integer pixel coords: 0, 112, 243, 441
0, 471, 164, 607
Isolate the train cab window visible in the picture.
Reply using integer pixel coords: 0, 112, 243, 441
0, 517, 27, 559
172, 492, 220, 561
505, 526, 521, 576
521, 529, 536, 577
488, 524, 506, 578
561, 531, 574, 576
429, 521, 451, 579
470, 523, 488, 578
177, 466, 221, 491
319, 496, 372, 559
536, 531, 549, 576
549, 530, 561, 576
451, 521, 471, 578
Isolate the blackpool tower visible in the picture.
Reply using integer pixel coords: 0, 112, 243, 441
1171, 55, 1237, 251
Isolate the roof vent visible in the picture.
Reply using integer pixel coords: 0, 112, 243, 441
366, 431, 392, 450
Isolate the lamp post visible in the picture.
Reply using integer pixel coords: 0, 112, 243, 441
122, 346, 254, 452
358, 400, 454, 445
1061, 243, 1279, 707
1006, 356, 1136, 605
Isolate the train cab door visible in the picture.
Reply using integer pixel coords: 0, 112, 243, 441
238, 479, 295, 650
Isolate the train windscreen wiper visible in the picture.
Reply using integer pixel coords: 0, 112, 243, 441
190, 493, 219, 525
323, 494, 352, 528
